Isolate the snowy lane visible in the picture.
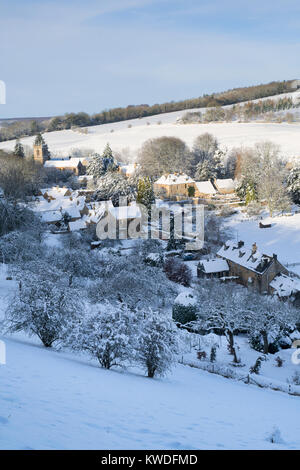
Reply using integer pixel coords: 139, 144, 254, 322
0, 337, 300, 450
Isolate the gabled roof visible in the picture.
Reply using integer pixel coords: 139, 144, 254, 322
270, 273, 300, 297
195, 181, 216, 194
41, 210, 62, 223
44, 159, 82, 169
199, 258, 229, 274
109, 205, 141, 220
218, 240, 274, 274
155, 173, 195, 185
68, 220, 87, 231
214, 178, 235, 190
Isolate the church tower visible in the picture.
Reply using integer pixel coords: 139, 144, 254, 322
33, 133, 50, 164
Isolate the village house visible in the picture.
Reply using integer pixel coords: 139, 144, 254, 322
154, 173, 197, 199
216, 240, 289, 294
269, 273, 300, 305
44, 158, 85, 175
197, 259, 230, 279
107, 203, 142, 238
154, 173, 236, 200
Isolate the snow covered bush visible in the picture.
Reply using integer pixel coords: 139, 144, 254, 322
172, 292, 197, 324
164, 257, 192, 287
248, 295, 298, 354
291, 371, 300, 386
267, 427, 285, 445
88, 253, 176, 310
67, 303, 137, 369
0, 225, 45, 264
0, 199, 42, 237
196, 282, 248, 364
4, 275, 83, 347
210, 346, 217, 363
275, 356, 284, 367
135, 310, 179, 378
249, 356, 263, 375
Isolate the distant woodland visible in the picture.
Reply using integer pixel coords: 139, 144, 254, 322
0, 79, 296, 142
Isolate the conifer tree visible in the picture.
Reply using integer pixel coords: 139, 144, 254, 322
14, 139, 25, 158
136, 177, 155, 212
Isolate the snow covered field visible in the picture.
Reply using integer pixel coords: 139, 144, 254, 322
1, 90, 300, 160
0, 270, 299, 450
1, 122, 300, 161
1, 334, 300, 450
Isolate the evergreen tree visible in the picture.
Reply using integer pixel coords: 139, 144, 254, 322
94, 172, 137, 205
287, 167, 300, 204
136, 177, 155, 212
14, 139, 25, 158
34, 132, 44, 146
86, 144, 118, 178
194, 160, 216, 181
102, 142, 114, 160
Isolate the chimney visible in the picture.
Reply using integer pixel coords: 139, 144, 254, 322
273, 254, 277, 261
252, 242, 257, 255
238, 240, 244, 248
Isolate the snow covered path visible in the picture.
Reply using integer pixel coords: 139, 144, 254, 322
0, 336, 300, 450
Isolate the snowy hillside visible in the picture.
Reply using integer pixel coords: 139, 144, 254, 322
1, 334, 300, 450
1, 90, 300, 160
225, 212, 300, 276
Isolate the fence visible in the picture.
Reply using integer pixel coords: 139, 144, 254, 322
180, 357, 300, 397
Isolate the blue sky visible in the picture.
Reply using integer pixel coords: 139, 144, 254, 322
0, 0, 300, 118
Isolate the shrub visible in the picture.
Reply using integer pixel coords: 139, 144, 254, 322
164, 258, 192, 287
172, 302, 197, 324
291, 371, 300, 386
275, 356, 284, 367
210, 346, 217, 363
197, 351, 207, 360
249, 356, 263, 374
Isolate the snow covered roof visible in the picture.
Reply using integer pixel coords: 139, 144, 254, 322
44, 159, 82, 169
109, 205, 141, 220
155, 173, 195, 185
118, 163, 137, 175
40, 186, 71, 199
33, 196, 82, 218
199, 259, 229, 274
64, 206, 81, 220
218, 240, 274, 274
214, 178, 235, 190
195, 181, 217, 194
270, 273, 300, 297
75, 196, 87, 211
41, 210, 62, 223
68, 220, 87, 231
